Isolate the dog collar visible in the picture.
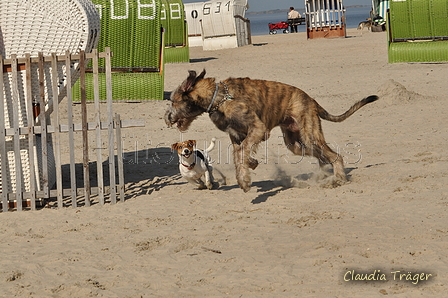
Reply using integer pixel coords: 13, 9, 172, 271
206, 83, 219, 113
207, 82, 233, 114
181, 162, 195, 170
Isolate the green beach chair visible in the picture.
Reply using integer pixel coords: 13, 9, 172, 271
387, 0, 448, 63
74, 0, 165, 101
161, 0, 189, 63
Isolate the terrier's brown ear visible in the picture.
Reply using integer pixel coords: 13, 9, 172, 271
187, 140, 197, 147
171, 143, 179, 151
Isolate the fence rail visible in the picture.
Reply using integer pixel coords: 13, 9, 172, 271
0, 47, 144, 212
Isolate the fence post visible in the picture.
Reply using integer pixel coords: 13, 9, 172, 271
0, 56, 9, 212
51, 53, 63, 208
65, 50, 77, 207
11, 55, 23, 211
115, 114, 124, 202
25, 54, 37, 210
92, 49, 105, 205
80, 50, 91, 206
38, 52, 49, 199
105, 47, 116, 204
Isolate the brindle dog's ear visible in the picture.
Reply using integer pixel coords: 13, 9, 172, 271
180, 70, 206, 93
180, 70, 197, 93
196, 69, 206, 81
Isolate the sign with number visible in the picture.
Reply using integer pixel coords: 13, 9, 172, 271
185, 0, 248, 49
201, 1, 235, 37
185, 2, 205, 37
160, 0, 186, 46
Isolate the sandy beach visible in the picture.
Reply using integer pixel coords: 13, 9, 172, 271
1, 28, 447, 297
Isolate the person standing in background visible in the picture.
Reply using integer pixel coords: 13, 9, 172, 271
287, 7, 301, 33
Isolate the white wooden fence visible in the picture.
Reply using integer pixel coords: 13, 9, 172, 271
0, 48, 144, 212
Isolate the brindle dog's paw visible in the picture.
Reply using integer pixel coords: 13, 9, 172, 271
248, 158, 259, 170
320, 176, 348, 189
239, 181, 251, 192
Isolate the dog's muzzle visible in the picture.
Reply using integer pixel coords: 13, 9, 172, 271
181, 148, 192, 158
164, 106, 184, 129
164, 109, 174, 127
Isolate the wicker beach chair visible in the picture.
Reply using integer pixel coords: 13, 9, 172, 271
387, 0, 448, 63
161, 0, 189, 63
0, 0, 100, 200
73, 0, 165, 101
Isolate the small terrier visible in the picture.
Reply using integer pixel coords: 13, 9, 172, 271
172, 138, 216, 189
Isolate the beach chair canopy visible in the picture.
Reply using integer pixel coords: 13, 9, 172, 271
160, 0, 189, 63
92, 0, 163, 69
161, 0, 187, 47
0, 0, 100, 107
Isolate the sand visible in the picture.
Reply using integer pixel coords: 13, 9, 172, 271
1, 29, 447, 297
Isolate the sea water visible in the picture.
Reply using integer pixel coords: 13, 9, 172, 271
247, 6, 372, 36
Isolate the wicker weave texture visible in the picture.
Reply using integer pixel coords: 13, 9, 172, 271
161, 0, 189, 63
164, 46, 189, 64
388, 0, 448, 63
85, 0, 166, 100
73, 72, 164, 101
161, 0, 186, 46
93, 0, 163, 68
0, 0, 100, 58
0, 0, 101, 110
390, 0, 448, 40
388, 40, 448, 63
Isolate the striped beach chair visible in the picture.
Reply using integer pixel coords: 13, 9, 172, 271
374, 0, 390, 25
0, 0, 100, 205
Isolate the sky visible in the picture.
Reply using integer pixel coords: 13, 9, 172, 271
180, 0, 373, 12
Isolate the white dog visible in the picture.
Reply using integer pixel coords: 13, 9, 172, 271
171, 138, 217, 189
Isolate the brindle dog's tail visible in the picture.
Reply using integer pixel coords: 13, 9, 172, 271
316, 95, 379, 122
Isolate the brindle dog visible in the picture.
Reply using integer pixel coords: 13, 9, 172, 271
165, 70, 378, 192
